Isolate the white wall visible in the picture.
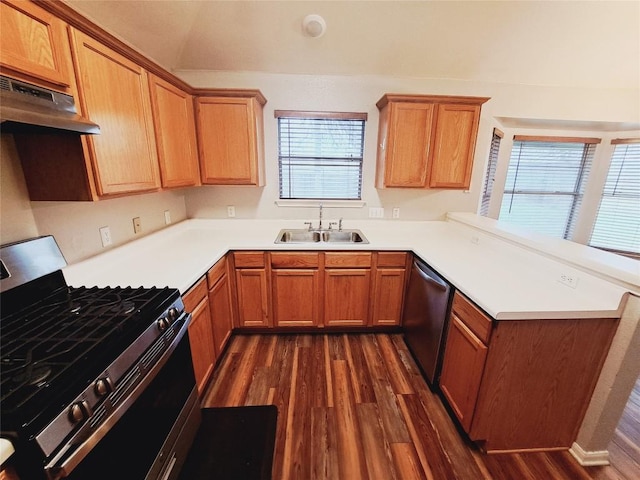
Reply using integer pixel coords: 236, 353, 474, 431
0, 135, 189, 264
178, 70, 639, 226
2, 70, 638, 262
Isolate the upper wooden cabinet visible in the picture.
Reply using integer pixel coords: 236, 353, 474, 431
0, 0, 73, 89
148, 74, 200, 189
70, 28, 161, 196
376, 94, 489, 190
195, 91, 266, 186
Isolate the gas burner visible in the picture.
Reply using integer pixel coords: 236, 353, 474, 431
12, 364, 52, 386
111, 301, 136, 315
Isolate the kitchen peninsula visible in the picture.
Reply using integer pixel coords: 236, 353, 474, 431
61, 212, 636, 456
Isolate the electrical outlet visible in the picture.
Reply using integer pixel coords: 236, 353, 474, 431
369, 207, 384, 218
164, 210, 171, 225
471, 235, 480, 244
133, 217, 142, 234
558, 273, 579, 289
99, 226, 112, 247
392, 207, 400, 219
227, 206, 236, 218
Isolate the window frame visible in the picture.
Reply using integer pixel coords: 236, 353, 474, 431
274, 110, 367, 201
479, 128, 503, 217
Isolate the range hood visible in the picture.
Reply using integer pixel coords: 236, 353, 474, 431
0, 75, 100, 135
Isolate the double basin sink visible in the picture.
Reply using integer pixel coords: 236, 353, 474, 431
275, 228, 369, 244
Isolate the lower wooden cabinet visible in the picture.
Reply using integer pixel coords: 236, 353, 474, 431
439, 291, 620, 452
183, 276, 215, 396
234, 252, 270, 327
207, 257, 233, 357
271, 252, 320, 327
232, 250, 408, 329
439, 314, 488, 432
372, 252, 409, 326
324, 269, 371, 326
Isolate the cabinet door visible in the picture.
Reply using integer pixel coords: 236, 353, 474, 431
70, 29, 160, 196
428, 103, 481, 189
324, 269, 371, 326
0, 0, 72, 88
272, 269, 319, 327
187, 296, 215, 395
196, 96, 264, 185
209, 274, 233, 358
148, 74, 200, 188
372, 268, 406, 326
382, 102, 434, 187
439, 314, 488, 432
235, 268, 270, 327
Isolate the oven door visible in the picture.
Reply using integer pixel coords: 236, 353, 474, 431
59, 316, 201, 480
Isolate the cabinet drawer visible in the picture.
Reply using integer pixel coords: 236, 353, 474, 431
325, 252, 372, 268
207, 256, 227, 287
234, 251, 265, 268
183, 276, 208, 313
271, 252, 319, 268
377, 252, 408, 267
452, 292, 492, 344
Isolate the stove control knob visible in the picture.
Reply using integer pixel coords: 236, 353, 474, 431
69, 400, 92, 423
167, 307, 179, 321
94, 377, 114, 397
157, 317, 170, 331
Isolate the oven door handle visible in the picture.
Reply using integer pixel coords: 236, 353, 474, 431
44, 313, 192, 480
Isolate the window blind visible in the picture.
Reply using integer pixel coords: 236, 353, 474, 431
479, 128, 503, 216
277, 113, 365, 200
499, 138, 597, 239
589, 141, 640, 255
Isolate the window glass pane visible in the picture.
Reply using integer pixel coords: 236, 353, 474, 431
499, 140, 595, 239
278, 116, 365, 200
590, 143, 640, 254
499, 194, 574, 238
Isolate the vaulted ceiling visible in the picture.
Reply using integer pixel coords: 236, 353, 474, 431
65, 1, 639, 90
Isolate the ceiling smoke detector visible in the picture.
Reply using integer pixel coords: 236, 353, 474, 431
302, 14, 326, 38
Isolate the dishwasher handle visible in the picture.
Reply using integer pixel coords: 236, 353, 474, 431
413, 260, 449, 292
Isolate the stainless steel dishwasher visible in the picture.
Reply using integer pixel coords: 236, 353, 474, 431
402, 257, 453, 388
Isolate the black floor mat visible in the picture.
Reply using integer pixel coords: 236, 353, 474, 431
178, 405, 278, 480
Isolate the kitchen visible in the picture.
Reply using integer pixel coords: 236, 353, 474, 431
1, 1, 639, 479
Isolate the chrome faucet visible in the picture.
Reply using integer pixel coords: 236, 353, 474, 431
318, 203, 323, 231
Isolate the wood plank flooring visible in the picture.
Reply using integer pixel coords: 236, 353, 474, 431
202, 333, 639, 479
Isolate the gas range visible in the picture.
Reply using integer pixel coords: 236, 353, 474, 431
0, 236, 200, 480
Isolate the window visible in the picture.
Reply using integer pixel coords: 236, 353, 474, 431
276, 110, 366, 200
590, 140, 640, 256
499, 136, 599, 239
479, 128, 503, 216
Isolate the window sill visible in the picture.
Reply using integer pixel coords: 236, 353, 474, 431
275, 200, 366, 208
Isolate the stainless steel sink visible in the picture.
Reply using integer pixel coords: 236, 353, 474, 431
275, 229, 368, 244
276, 230, 321, 243
321, 230, 367, 243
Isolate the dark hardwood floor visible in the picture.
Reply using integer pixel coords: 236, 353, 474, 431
202, 333, 639, 479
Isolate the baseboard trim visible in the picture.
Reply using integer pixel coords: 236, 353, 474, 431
569, 442, 610, 466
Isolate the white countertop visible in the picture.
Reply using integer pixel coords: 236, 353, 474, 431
62, 217, 633, 321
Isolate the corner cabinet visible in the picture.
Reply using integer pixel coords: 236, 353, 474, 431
195, 91, 266, 186
439, 292, 620, 452
148, 74, 200, 189
376, 94, 489, 190
70, 28, 161, 196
